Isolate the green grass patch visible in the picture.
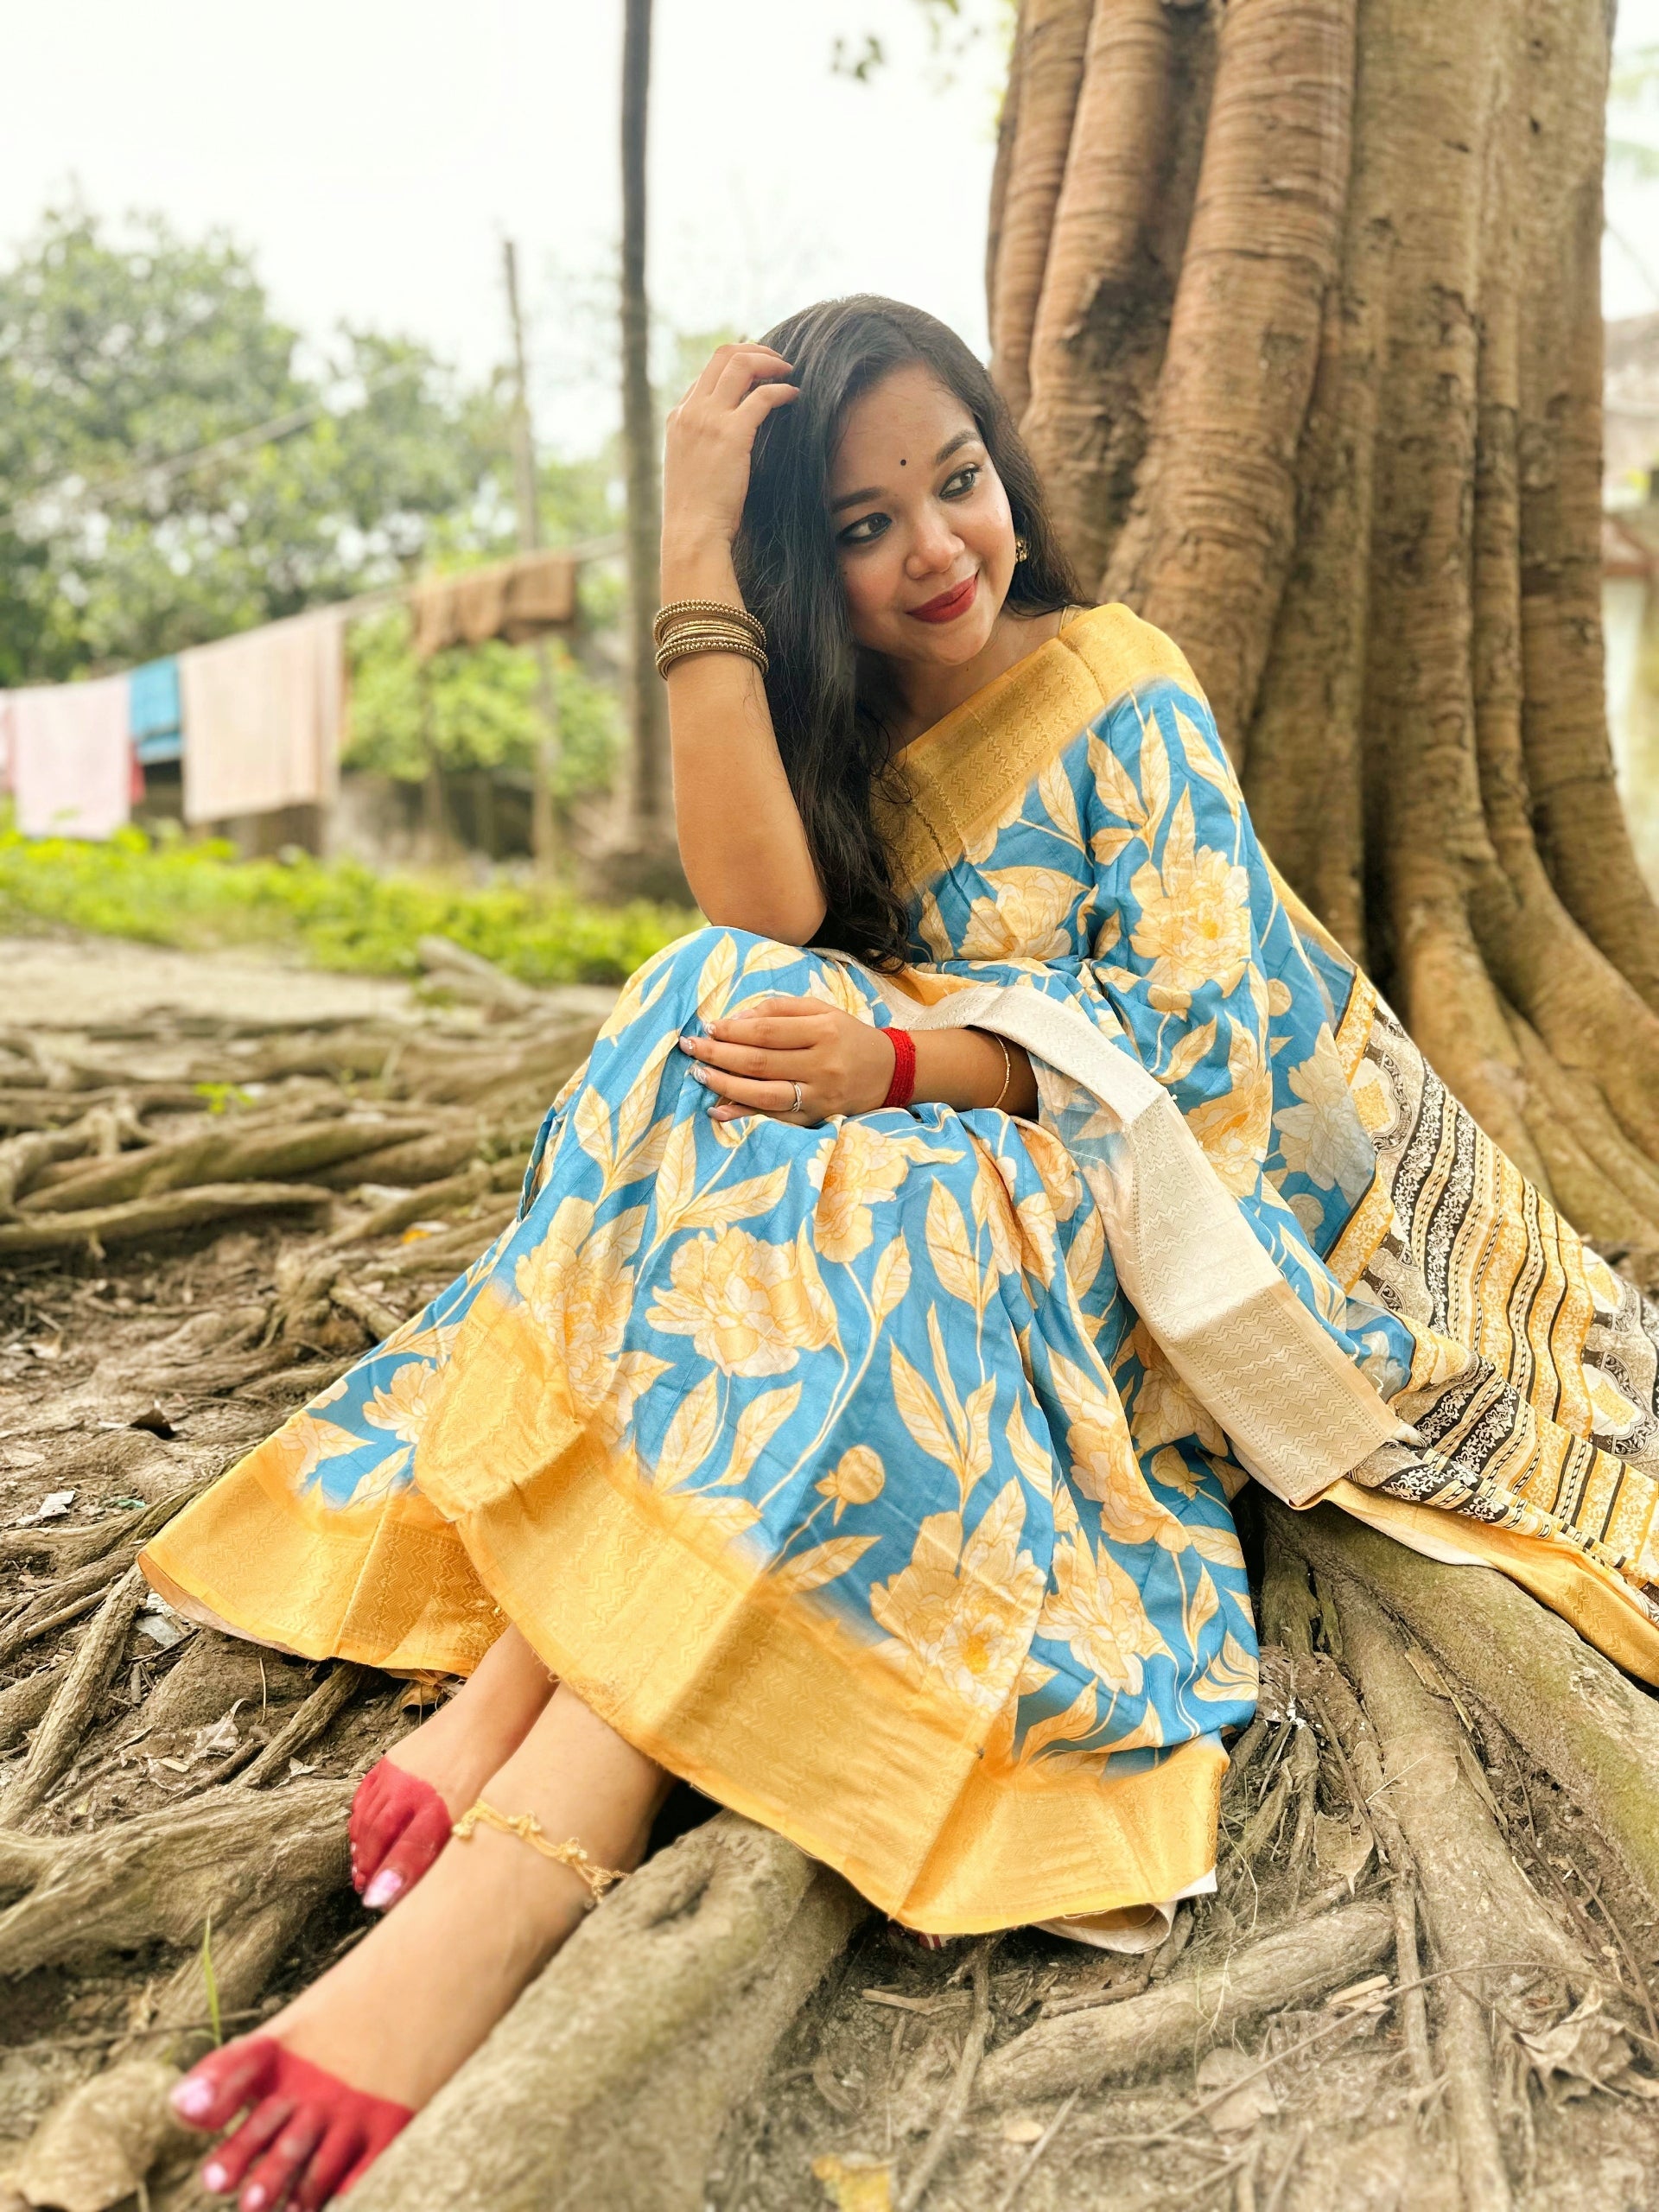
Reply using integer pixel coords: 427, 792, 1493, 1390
0, 825, 696, 988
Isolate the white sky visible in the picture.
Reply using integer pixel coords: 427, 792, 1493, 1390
1, 0, 1656, 457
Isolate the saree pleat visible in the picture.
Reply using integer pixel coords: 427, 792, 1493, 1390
144, 603, 1659, 1935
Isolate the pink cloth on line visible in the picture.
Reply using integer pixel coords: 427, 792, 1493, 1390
8, 677, 133, 841
179, 608, 345, 826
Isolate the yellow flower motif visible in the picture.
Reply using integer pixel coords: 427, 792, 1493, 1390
514, 1197, 643, 1420
361, 1359, 446, 1445
1274, 1028, 1375, 1203
958, 867, 1080, 962
816, 1121, 913, 1265
816, 1446, 886, 1522
1128, 791, 1251, 1014
647, 1224, 836, 1377
1185, 1018, 1274, 1198
870, 1484, 1044, 1717
269, 1406, 360, 1488
1038, 1531, 1172, 1696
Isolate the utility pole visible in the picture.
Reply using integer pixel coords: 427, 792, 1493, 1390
502, 236, 560, 875
620, 0, 669, 857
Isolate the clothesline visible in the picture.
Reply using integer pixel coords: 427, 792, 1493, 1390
0, 536, 621, 842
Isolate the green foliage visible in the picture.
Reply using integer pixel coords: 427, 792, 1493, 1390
342, 613, 620, 798
0, 205, 511, 685
0, 823, 694, 987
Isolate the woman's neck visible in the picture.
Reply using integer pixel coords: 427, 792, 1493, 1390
877, 606, 1071, 753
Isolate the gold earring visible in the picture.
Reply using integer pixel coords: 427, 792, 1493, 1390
1014, 534, 1030, 563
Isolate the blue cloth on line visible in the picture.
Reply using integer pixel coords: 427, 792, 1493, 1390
130, 659, 181, 765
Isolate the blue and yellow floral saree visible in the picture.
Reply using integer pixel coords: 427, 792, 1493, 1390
143, 606, 1659, 1938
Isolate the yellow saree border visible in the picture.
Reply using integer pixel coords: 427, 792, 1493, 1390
142, 1433, 1225, 1936
874, 602, 1198, 893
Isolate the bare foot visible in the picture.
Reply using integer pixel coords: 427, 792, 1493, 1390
181, 1687, 668, 2208
384, 1624, 556, 1815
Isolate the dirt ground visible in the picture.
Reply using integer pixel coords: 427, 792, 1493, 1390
5, 934, 1659, 2212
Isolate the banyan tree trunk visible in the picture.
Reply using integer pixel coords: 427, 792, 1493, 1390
990, 0, 1659, 1238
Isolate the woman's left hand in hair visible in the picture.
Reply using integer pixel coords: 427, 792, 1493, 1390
678, 999, 898, 1124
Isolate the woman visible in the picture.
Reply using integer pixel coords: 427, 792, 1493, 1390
149, 296, 1659, 2209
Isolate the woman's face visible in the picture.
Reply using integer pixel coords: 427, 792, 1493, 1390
827, 362, 1016, 669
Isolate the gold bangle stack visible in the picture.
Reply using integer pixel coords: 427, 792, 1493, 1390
653, 599, 767, 680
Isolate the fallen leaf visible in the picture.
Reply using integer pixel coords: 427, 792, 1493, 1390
812, 2155, 894, 2212
136, 1601, 188, 1652
12, 2056, 189, 2212
399, 1222, 449, 1244
26, 1340, 61, 1363
1001, 2117, 1046, 2145
288, 1758, 318, 1777
1196, 2046, 1279, 2134
1313, 1814, 1375, 1891
15, 1490, 75, 1528
2, 1448, 46, 1471
1519, 1994, 1635, 2101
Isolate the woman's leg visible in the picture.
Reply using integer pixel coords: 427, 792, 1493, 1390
352, 1625, 558, 1906
181, 1684, 669, 2205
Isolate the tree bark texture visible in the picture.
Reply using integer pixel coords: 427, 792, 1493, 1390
990, 0, 1659, 1225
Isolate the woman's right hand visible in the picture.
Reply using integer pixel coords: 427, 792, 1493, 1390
662, 344, 798, 566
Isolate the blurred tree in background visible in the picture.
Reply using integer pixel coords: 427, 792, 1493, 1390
0, 205, 516, 685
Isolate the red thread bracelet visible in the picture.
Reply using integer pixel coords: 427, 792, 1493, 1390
881, 1027, 917, 1110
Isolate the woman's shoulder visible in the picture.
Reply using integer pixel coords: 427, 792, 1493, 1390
1054, 603, 1202, 709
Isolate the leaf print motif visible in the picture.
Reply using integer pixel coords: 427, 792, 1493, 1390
1088, 732, 1147, 832
696, 932, 739, 1020
675, 1165, 792, 1235
610, 1030, 679, 1180
1180, 1563, 1219, 1656
1064, 1204, 1107, 1305
1135, 702, 1172, 847
1160, 1015, 1218, 1090
719, 1383, 803, 1486
771, 1533, 880, 1599
890, 1342, 960, 1476
1014, 1195, 1058, 1287
1018, 1680, 1100, 1765
1006, 1395, 1055, 1497
1274, 1029, 1375, 1203
654, 1116, 700, 1226
870, 1234, 913, 1323
1192, 1630, 1259, 1702
654, 1370, 721, 1492
1172, 705, 1242, 825
574, 1087, 614, 1180
741, 939, 805, 976
1036, 753, 1084, 850
925, 1179, 983, 1311
1092, 823, 1138, 867
595, 1349, 673, 1449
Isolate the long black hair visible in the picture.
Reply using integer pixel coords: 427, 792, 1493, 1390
733, 295, 1081, 970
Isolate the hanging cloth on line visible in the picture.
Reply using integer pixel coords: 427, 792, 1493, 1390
6, 677, 133, 841
410, 549, 577, 661
178, 608, 345, 826
130, 658, 183, 766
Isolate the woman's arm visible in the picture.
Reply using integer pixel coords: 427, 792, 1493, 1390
660, 345, 825, 944
679, 1000, 1039, 1123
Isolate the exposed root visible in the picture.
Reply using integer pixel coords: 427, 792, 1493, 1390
973, 1897, 1393, 2108
347, 1814, 868, 2212
7, 1567, 148, 1822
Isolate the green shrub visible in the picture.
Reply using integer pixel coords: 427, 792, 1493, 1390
0, 824, 696, 988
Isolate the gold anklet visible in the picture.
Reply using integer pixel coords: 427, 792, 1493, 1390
451, 1799, 626, 1907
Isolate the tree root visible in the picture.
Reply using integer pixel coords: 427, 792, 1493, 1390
237, 1662, 365, 1789
348, 1813, 867, 2212
1267, 1501, 1659, 1919
0, 1181, 335, 1257
972, 1897, 1393, 2109
0, 1666, 63, 1756
17, 1119, 442, 1216
7, 1566, 149, 1823
0, 1778, 353, 1979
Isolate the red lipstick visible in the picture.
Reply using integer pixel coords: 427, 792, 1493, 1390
907, 573, 979, 625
